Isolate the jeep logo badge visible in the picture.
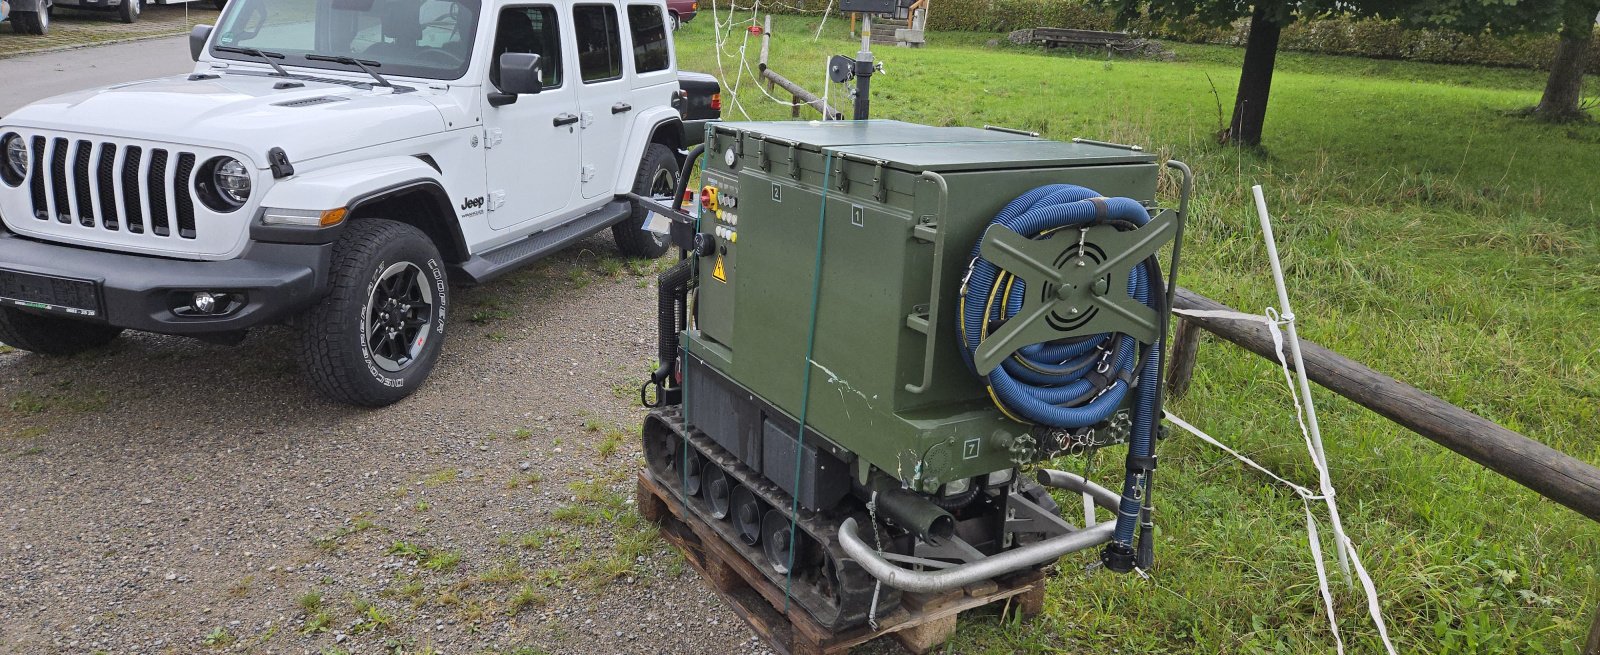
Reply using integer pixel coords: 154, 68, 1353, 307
460, 196, 485, 210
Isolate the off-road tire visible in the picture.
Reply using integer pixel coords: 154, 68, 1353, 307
0, 308, 122, 355
11, 9, 48, 35
298, 219, 449, 407
669, 11, 681, 30
117, 0, 139, 24
613, 142, 677, 260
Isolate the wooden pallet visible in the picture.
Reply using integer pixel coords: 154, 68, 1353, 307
637, 470, 1047, 655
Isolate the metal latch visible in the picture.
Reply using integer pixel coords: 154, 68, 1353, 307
757, 139, 770, 172
873, 161, 887, 202
834, 160, 849, 193
787, 144, 800, 180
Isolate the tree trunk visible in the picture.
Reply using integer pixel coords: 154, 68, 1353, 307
1533, 0, 1599, 121
1227, 5, 1284, 147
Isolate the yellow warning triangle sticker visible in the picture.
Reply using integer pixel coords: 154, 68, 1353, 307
712, 255, 727, 282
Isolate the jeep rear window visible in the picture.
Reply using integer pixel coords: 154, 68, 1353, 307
626, 4, 668, 74
573, 4, 623, 83
212, 0, 481, 81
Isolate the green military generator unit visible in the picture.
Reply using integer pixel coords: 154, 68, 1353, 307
640, 120, 1190, 630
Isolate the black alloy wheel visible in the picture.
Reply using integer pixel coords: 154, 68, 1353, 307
363, 261, 436, 373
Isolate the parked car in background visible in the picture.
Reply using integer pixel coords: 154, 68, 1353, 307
51, 0, 223, 25
665, 0, 694, 29
5, 0, 50, 34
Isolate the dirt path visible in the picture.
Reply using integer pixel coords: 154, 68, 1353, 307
0, 239, 800, 654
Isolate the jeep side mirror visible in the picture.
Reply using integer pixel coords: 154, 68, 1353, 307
490, 53, 542, 107
190, 24, 213, 62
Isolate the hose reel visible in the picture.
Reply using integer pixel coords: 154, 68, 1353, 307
958, 183, 1178, 572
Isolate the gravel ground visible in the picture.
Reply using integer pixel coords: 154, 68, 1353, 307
0, 237, 909, 654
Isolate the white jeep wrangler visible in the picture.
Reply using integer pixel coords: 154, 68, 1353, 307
0, 0, 711, 405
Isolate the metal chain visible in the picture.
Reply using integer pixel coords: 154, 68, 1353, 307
865, 490, 884, 630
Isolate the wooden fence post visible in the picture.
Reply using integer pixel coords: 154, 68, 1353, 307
1171, 286, 1600, 522
1165, 317, 1202, 400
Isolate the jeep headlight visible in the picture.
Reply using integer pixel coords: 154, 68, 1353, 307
214, 158, 251, 204
1, 133, 26, 186
196, 156, 251, 212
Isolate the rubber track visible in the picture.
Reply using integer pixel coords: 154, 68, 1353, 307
643, 407, 901, 631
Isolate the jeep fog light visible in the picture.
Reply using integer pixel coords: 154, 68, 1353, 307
173, 291, 244, 317
261, 207, 347, 227
192, 292, 219, 314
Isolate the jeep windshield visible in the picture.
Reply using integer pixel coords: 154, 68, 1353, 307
211, 0, 481, 81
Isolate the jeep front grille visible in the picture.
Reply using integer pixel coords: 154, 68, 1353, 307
28, 137, 198, 239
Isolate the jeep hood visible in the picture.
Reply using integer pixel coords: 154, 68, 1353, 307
1, 72, 452, 167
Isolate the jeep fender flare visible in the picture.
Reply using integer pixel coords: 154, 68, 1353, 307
613, 107, 684, 196
255, 156, 468, 262
10, 0, 48, 13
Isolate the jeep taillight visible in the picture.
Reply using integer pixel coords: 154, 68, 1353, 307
710, 93, 722, 111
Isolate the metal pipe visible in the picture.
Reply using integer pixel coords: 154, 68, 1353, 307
841, 474, 1124, 593
839, 518, 1115, 594
854, 14, 873, 120
1035, 469, 1120, 510
871, 479, 955, 541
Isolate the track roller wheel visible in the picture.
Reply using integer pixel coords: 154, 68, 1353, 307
732, 486, 763, 546
705, 467, 734, 519
761, 509, 797, 573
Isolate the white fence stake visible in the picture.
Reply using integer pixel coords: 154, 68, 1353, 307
1251, 184, 1352, 584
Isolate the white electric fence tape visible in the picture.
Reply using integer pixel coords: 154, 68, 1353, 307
1166, 306, 1397, 655
709, 1, 844, 120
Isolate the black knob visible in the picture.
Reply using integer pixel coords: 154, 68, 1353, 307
692, 232, 717, 257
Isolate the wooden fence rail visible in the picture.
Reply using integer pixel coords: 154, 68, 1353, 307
1165, 287, 1600, 651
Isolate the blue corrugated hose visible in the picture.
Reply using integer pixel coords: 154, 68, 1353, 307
958, 184, 1160, 549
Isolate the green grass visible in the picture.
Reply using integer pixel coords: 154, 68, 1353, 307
675, 16, 1600, 654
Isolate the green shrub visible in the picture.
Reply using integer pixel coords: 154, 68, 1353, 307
900, 0, 1600, 72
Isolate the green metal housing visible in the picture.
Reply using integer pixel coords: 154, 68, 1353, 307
684, 120, 1159, 492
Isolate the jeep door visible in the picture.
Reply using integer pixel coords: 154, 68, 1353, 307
623, 2, 677, 129
483, 4, 581, 231
571, 1, 629, 199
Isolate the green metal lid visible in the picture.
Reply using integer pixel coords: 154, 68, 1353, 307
830, 139, 1156, 172
716, 119, 1037, 148
715, 120, 1155, 172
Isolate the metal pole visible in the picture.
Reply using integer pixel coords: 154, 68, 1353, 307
1251, 184, 1352, 584
853, 14, 874, 120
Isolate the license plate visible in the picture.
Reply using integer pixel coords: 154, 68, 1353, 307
0, 269, 101, 317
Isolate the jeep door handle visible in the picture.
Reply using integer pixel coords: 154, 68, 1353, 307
611, 102, 632, 114
553, 113, 580, 127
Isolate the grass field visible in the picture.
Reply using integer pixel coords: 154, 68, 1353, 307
673, 14, 1600, 654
